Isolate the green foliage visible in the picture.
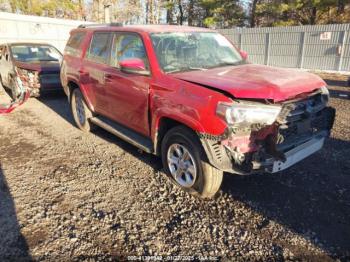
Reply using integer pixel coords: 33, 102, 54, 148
4, 0, 80, 18
253, 0, 350, 27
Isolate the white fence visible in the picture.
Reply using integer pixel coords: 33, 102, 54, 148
0, 12, 90, 52
218, 24, 350, 73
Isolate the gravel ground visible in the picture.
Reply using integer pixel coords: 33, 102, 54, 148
0, 81, 349, 261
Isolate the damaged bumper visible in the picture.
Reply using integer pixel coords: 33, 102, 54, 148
0, 77, 30, 114
200, 93, 336, 175
265, 132, 326, 173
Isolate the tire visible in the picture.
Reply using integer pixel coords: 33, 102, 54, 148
71, 88, 94, 132
161, 126, 223, 199
0, 75, 4, 88
9, 77, 20, 100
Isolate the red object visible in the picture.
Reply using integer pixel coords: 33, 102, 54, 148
0, 90, 30, 114
119, 58, 147, 71
61, 25, 327, 139
240, 50, 248, 60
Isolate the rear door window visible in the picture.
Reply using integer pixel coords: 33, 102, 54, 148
87, 32, 112, 64
65, 32, 86, 57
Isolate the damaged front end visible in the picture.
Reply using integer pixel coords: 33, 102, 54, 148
15, 68, 41, 97
200, 87, 335, 175
0, 76, 30, 114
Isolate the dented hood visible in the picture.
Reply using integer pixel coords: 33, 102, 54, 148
172, 64, 326, 102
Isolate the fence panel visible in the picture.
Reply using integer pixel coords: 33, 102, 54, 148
218, 24, 350, 72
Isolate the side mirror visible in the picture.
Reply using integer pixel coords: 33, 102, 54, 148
119, 58, 150, 76
240, 50, 248, 60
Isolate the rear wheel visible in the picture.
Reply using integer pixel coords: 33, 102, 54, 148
161, 126, 223, 198
71, 88, 94, 132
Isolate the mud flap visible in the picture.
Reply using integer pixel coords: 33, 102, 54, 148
0, 77, 30, 114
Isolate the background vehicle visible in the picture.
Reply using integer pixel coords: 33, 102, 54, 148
0, 43, 62, 99
61, 24, 335, 198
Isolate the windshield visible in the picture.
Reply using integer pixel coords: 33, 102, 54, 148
151, 32, 244, 73
10, 45, 62, 63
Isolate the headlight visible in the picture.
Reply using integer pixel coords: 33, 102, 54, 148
217, 102, 282, 126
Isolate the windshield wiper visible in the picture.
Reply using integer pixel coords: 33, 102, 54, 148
167, 67, 207, 74
39, 59, 59, 61
209, 61, 244, 69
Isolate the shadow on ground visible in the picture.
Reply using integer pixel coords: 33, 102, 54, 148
329, 89, 350, 100
38, 93, 350, 259
324, 79, 350, 88
38, 93, 163, 172
0, 163, 31, 261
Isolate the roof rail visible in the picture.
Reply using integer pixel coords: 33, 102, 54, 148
78, 23, 123, 28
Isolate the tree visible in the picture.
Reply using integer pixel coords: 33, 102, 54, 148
250, 0, 350, 27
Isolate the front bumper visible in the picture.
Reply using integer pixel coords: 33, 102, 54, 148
200, 105, 335, 175
265, 131, 326, 173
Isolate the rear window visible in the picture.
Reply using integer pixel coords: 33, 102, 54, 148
65, 32, 86, 57
86, 32, 112, 64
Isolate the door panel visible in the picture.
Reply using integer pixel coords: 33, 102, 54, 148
80, 32, 112, 115
104, 67, 150, 136
105, 33, 151, 137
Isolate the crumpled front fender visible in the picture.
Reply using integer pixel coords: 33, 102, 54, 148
0, 77, 30, 114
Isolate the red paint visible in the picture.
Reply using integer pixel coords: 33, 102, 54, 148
62, 25, 326, 141
0, 91, 30, 114
172, 64, 326, 102
119, 58, 147, 71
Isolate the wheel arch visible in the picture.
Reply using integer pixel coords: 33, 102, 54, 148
67, 80, 95, 112
154, 116, 204, 156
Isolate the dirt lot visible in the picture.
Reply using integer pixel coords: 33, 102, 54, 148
0, 80, 349, 261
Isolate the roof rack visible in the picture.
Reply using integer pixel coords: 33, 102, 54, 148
78, 23, 123, 28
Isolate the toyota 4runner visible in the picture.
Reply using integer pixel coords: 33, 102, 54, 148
61, 24, 335, 198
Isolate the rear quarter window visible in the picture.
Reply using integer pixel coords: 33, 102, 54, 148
65, 32, 86, 57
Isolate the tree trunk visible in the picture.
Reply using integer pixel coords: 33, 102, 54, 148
177, 0, 183, 25
337, 0, 345, 14
188, 0, 194, 26
310, 7, 317, 25
145, 0, 149, 24
250, 0, 258, 27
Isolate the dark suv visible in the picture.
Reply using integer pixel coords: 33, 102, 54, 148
0, 43, 62, 98
61, 24, 335, 198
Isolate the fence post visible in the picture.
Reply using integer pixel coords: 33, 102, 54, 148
239, 33, 242, 50
338, 30, 347, 72
299, 32, 306, 69
265, 33, 270, 65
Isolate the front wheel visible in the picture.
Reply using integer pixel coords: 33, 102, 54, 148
71, 88, 94, 132
161, 126, 223, 199
9, 77, 20, 100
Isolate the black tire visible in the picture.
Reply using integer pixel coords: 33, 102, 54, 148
161, 126, 223, 199
0, 75, 4, 88
71, 88, 94, 132
9, 77, 20, 100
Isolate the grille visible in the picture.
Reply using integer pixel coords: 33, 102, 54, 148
277, 93, 331, 145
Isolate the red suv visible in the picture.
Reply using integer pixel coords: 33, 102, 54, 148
61, 24, 335, 198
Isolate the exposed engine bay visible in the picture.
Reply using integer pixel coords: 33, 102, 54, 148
200, 88, 336, 175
